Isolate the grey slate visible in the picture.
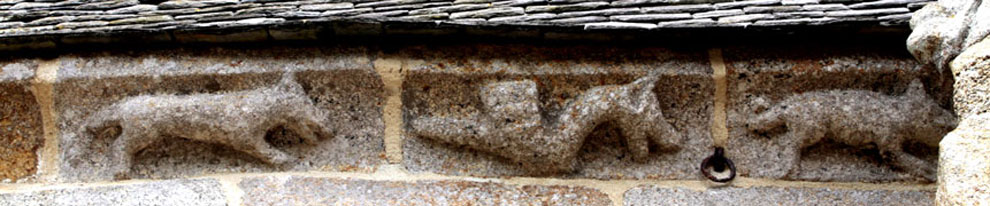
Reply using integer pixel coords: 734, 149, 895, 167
718, 13, 774, 23
693, 9, 744, 18
713, 0, 780, 9
300, 3, 354, 11
450, 7, 523, 19
525, 2, 609, 13
743, 6, 801, 13
158, 0, 238, 9
77, 0, 138, 10
825, 7, 909, 17
408, 4, 489, 15
848, 0, 928, 9
802, 3, 848, 11
556, 8, 641, 18
641, 4, 714, 13
584, 22, 657, 29
610, 13, 692, 22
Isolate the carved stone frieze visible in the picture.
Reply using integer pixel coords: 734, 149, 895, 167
410, 76, 683, 173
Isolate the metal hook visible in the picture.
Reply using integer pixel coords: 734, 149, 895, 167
701, 147, 736, 183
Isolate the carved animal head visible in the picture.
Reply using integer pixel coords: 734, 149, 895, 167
902, 79, 958, 146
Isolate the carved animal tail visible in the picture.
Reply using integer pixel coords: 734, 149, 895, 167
748, 107, 785, 132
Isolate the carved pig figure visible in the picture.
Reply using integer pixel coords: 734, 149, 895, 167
84, 73, 332, 179
410, 76, 683, 173
748, 79, 957, 180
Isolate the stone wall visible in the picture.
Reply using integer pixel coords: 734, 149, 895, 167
0, 35, 943, 205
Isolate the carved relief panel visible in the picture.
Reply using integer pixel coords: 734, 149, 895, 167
400, 45, 714, 179
725, 45, 954, 182
54, 48, 385, 182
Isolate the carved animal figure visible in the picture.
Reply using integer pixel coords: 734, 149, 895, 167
410, 76, 683, 173
747, 80, 957, 180
84, 73, 332, 179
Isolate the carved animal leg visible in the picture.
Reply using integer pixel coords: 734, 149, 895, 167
109, 127, 155, 180
233, 133, 294, 165
775, 124, 819, 179
285, 120, 319, 145
620, 124, 650, 162
883, 142, 936, 180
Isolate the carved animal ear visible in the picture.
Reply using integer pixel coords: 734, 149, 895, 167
906, 79, 927, 97
629, 75, 658, 94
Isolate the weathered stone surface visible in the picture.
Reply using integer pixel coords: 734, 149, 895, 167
610, 13, 691, 22
949, 37, 990, 117
725, 44, 947, 182
56, 47, 385, 182
0, 58, 40, 183
0, 179, 227, 205
401, 45, 712, 179
240, 176, 611, 205
937, 114, 990, 205
625, 186, 934, 205
907, 0, 988, 75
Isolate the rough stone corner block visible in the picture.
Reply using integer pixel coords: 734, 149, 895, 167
239, 176, 612, 205
724, 45, 952, 182
399, 45, 714, 179
0, 59, 42, 183
54, 47, 385, 182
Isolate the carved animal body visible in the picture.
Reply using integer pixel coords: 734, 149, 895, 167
748, 80, 956, 180
85, 74, 332, 179
410, 76, 683, 173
